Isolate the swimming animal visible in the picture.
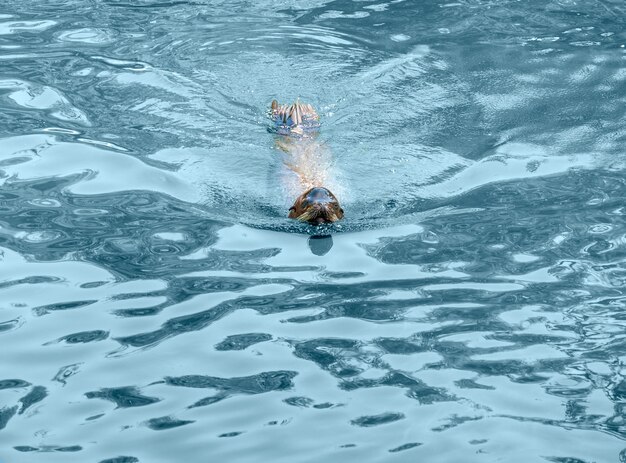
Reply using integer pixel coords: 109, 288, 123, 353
269, 99, 344, 225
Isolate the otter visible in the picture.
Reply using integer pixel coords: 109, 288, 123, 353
270, 99, 344, 225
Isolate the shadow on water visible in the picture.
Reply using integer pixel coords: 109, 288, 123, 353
307, 234, 333, 256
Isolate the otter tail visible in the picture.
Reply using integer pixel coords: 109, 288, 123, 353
270, 99, 320, 135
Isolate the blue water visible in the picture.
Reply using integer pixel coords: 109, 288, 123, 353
1, 1, 626, 462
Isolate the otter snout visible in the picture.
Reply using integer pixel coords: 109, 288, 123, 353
289, 187, 344, 225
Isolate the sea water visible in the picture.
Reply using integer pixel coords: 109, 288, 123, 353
0, 1, 625, 462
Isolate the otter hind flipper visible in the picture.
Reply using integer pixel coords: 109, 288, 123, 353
270, 99, 320, 135
294, 103, 302, 126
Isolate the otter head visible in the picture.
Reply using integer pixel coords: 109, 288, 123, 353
289, 187, 344, 225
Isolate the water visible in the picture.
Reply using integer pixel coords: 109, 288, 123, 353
1, 0, 625, 461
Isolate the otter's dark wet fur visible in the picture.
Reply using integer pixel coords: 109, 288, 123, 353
270, 100, 344, 225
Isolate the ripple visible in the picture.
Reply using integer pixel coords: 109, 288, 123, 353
76, 137, 130, 152
145, 416, 194, 430
0, 406, 17, 430
390, 34, 411, 42
16, 230, 62, 243
14, 445, 82, 452
85, 387, 161, 408
99, 457, 139, 463
52, 363, 82, 386
152, 232, 185, 240
588, 224, 613, 234
0, 79, 90, 125
214, 333, 272, 351
389, 442, 422, 453
73, 208, 110, 216
165, 371, 297, 395
0, 379, 31, 389
217, 431, 244, 438
41, 127, 81, 135
318, 10, 370, 19
91, 55, 152, 71
18, 386, 47, 414
58, 330, 109, 344
351, 412, 405, 427
27, 198, 62, 207
33, 300, 98, 316
0, 318, 22, 333
0, 20, 57, 35
56, 28, 115, 44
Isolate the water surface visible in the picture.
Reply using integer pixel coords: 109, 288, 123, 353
1, 1, 626, 462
